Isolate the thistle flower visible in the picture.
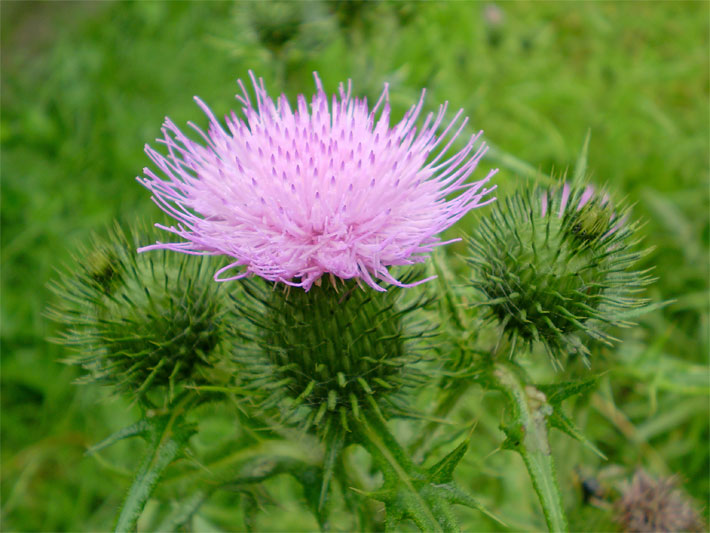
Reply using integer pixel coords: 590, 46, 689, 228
48, 225, 233, 403
468, 183, 654, 365
233, 277, 432, 434
615, 469, 703, 532
138, 72, 497, 291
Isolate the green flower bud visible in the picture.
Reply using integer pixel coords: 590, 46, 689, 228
467, 184, 654, 366
570, 201, 614, 243
247, 1, 303, 55
233, 277, 430, 433
48, 224, 233, 403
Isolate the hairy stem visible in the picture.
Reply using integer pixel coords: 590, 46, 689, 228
114, 394, 194, 532
353, 400, 458, 532
492, 363, 569, 532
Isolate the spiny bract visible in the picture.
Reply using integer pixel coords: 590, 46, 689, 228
48, 224, 233, 403
467, 184, 654, 366
233, 277, 432, 434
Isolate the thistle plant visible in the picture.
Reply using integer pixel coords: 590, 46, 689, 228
48, 224, 235, 531
130, 72, 497, 530
232, 276, 438, 519
46, 69, 666, 533
428, 179, 656, 532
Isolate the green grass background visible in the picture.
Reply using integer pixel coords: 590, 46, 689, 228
2, 1, 708, 531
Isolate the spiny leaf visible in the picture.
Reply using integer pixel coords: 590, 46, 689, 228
431, 483, 506, 527
536, 374, 603, 405
354, 400, 501, 532
85, 419, 151, 456
548, 411, 607, 460
228, 455, 328, 530
426, 441, 468, 484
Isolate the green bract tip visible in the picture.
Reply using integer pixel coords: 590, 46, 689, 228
467, 183, 654, 367
48, 223, 233, 404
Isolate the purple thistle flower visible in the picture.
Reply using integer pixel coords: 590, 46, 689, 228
138, 72, 497, 291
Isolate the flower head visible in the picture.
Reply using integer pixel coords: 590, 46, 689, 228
48, 224, 233, 403
233, 277, 431, 434
138, 72, 496, 291
468, 183, 654, 366
616, 470, 704, 533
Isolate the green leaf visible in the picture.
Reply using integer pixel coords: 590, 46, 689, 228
319, 421, 345, 512
85, 419, 151, 456
354, 398, 502, 532
548, 410, 607, 460
228, 455, 328, 531
572, 130, 591, 185
536, 374, 602, 405
427, 441, 468, 484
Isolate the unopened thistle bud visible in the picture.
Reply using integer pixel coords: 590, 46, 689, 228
234, 278, 431, 434
615, 469, 703, 532
48, 225, 233, 403
247, 1, 303, 56
467, 183, 654, 366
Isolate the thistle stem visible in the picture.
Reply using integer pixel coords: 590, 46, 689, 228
353, 400, 458, 533
114, 394, 195, 532
492, 363, 569, 533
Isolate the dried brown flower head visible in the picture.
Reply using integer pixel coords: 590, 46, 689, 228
616, 469, 704, 533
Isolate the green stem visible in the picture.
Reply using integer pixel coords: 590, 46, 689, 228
492, 363, 569, 533
353, 400, 458, 533
114, 395, 195, 532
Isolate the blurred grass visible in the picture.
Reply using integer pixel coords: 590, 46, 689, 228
1, 1, 708, 531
